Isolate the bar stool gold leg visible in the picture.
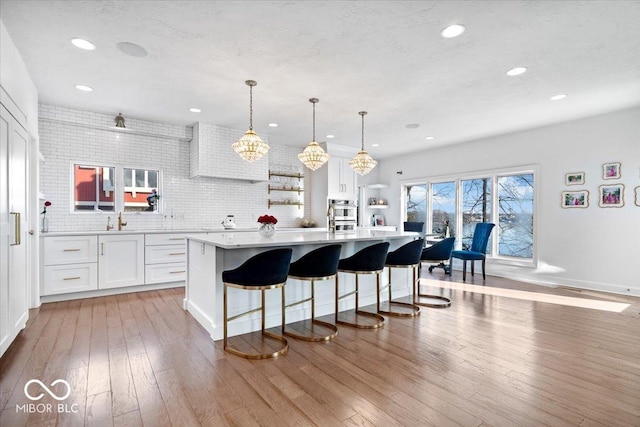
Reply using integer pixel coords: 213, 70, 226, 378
284, 276, 338, 342
377, 264, 421, 317
414, 266, 452, 308
336, 271, 386, 329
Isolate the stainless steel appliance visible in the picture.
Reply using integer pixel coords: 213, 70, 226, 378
327, 199, 357, 233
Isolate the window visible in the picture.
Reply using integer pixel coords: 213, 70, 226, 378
72, 163, 161, 213
402, 167, 536, 262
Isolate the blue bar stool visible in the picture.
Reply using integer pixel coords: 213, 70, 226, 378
380, 238, 423, 317
284, 244, 342, 341
335, 242, 389, 329
416, 237, 456, 308
222, 248, 292, 359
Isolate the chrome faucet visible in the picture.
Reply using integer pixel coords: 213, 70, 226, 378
106, 216, 114, 231
117, 212, 127, 231
327, 204, 336, 233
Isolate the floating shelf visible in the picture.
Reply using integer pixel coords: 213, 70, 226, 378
268, 186, 304, 194
268, 200, 304, 209
367, 183, 388, 189
368, 205, 388, 209
269, 171, 304, 179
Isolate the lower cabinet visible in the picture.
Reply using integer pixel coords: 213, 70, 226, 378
98, 234, 145, 289
145, 233, 186, 284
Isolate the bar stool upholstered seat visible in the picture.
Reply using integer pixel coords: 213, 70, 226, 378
285, 244, 342, 341
222, 248, 292, 359
381, 238, 423, 317
336, 242, 389, 329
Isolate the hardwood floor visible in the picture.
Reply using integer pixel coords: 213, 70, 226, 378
1, 272, 639, 426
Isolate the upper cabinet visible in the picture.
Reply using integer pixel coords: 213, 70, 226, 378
327, 156, 357, 200
190, 122, 269, 182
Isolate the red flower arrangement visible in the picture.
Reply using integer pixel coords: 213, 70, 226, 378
41, 201, 52, 214
257, 215, 278, 225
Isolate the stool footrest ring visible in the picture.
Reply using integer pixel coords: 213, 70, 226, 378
378, 300, 421, 317
284, 319, 338, 342
224, 331, 288, 360
336, 309, 385, 329
414, 293, 452, 308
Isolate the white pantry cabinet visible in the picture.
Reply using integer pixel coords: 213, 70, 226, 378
0, 104, 30, 358
98, 234, 145, 289
327, 156, 358, 199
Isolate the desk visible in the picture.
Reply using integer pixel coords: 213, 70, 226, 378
184, 229, 417, 340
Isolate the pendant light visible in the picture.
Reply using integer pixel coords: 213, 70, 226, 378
298, 98, 329, 170
232, 80, 269, 163
349, 111, 377, 176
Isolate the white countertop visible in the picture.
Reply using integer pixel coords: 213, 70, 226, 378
40, 227, 324, 237
184, 229, 418, 249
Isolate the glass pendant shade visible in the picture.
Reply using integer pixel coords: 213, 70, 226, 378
298, 98, 329, 170
350, 111, 377, 176
233, 80, 269, 163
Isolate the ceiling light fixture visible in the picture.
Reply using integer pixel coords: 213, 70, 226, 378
425, 136, 435, 140
232, 80, 269, 163
550, 94, 567, 101
372, 144, 379, 147
441, 24, 466, 38
70, 38, 96, 50
268, 123, 278, 127
189, 108, 201, 113
117, 42, 148, 58
349, 111, 377, 176
298, 98, 329, 171
506, 67, 528, 76
326, 134, 335, 139
115, 113, 126, 128
75, 84, 93, 92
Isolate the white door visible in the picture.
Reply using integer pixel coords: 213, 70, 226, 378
0, 105, 29, 357
98, 234, 145, 289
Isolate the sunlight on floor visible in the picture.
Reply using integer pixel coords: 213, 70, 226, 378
420, 279, 631, 312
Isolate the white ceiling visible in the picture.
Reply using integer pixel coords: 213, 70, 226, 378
2, 0, 640, 158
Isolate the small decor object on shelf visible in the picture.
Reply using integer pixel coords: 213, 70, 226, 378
562, 190, 589, 208
602, 162, 621, 180
41, 200, 52, 232
257, 214, 278, 237
565, 172, 585, 185
598, 184, 624, 208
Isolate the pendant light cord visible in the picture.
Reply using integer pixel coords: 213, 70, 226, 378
249, 84, 253, 131
361, 113, 365, 150
312, 101, 316, 141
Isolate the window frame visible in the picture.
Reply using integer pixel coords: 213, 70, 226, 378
400, 164, 538, 268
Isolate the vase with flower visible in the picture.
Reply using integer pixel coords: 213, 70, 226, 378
41, 201, 51, 233
257, 214, 277, 237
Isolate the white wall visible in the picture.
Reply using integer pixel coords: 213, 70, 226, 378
38, 104, 311, 232
378, 107, 640, 296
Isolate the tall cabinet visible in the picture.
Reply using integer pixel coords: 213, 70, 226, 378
0, 104, 30, 357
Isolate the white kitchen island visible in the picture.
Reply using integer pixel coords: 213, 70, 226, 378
184, 229, 418, 341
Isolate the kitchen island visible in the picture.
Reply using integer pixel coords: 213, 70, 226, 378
184, 229, 418, 341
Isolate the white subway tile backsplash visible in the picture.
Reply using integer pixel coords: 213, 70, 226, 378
39, 104, 311, 232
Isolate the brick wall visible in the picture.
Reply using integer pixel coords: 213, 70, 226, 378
38, 104, 311, 232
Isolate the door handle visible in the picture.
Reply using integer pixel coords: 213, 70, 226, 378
101, 243, 105, 255
10, 212, 20, 246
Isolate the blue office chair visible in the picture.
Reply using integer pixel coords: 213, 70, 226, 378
450, 223, 495, 281
403, 221, 425, 233
420, 237, 456, 275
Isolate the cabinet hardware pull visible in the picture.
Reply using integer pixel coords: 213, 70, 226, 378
10, 212, 20, 246
169, 252, 186, 256
63, 248, 81, 252
169, 270, 186, 274
63, 276, 81, 281
169, 237, 184, 241
101, 243, 104, 255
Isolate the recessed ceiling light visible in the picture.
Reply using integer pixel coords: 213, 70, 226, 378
550, 94, 567, 101
506, 67, 528, 76
75, 84, 93, 92
441, 24, 466, 38
425, 136, 435, 140
117, 42, 148, 58
70, 38, 96, 50
372, 144, 379, 147
268, 123, 278, 127
189, 108, 201, 113
326, 134, 335, 139
405, 123, 420, 129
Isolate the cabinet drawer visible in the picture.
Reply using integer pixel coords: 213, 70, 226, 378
44, 236, 97, 265
42, 263, 98, 295
145, 233, 186, 246
145, 262, 186, 284
145, 244, 187, 264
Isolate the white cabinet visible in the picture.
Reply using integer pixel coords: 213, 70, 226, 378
145, 233, 186, 284
41, 235, 98, 295
327, 156, 357, 199
98, 234, 145, 289
1, 104, 30, 358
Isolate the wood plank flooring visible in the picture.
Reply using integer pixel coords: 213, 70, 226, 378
1, 272, 639, 426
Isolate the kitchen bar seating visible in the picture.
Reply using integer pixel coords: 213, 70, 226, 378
284, 244, 342, 341
379, 238, 423, 317
335, 242, 389, 328
222, 248, 293, 359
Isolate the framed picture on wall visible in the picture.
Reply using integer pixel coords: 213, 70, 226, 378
598, 184, 625, 207
634, 186, 640, 207
564, 172, 585, 185
561, 190, 589, 208
602, 162, 621, 180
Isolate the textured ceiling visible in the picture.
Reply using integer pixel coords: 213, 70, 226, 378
2, 0, 639, 158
